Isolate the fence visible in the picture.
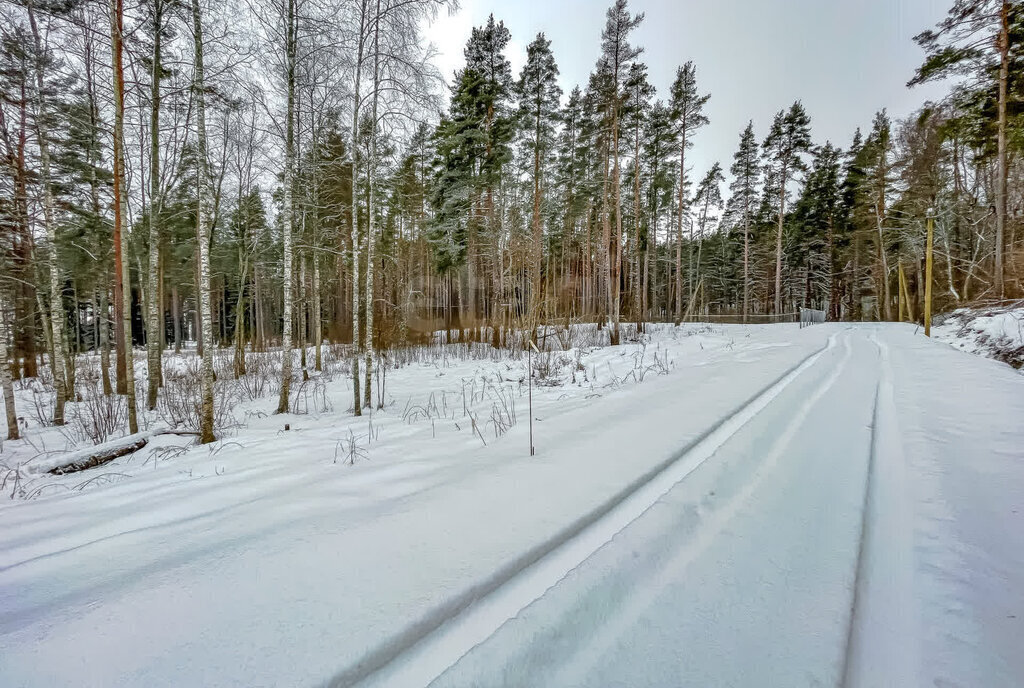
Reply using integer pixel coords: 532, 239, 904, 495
799, 308, 827, 328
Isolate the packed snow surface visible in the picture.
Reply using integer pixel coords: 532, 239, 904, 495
1, 323, 1021, 687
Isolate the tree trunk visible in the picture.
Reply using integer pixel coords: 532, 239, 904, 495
350, 0, 367, 417
110, 0, 137, 431
192, 0, 215, 442
774, 160, 787, 315
1, 308, 18, 440
277, 0, 297, 415
26, 0, 68, 426
994, 0, 1009, 297
313, 255, 322, 371
146, 0, 164, 411
673, 131, 687, 325
99, 287, 112, 394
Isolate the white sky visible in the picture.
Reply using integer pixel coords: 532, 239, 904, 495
424, 0, 953, 181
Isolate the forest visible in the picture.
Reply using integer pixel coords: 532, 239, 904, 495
1, 0, 1021, 442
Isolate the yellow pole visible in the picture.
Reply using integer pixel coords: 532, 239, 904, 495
924, 210, 934, 337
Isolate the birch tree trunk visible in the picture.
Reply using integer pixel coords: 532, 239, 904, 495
146, 0, 164, 410
363, 0, 380, 409
1, 304, 18, 440
276, 0, 297, 415
26, 0, 69, 426
313, 255, 322, 371
350, 0, 367, 416
192, 0, 215, 442
233, 244, 248, 378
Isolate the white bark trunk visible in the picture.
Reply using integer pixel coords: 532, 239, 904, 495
276, 0, 297, 415
192, 0, 216, 442
26, 0, 68, 426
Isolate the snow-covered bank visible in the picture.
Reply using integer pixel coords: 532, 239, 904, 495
933, 302, 1024, 369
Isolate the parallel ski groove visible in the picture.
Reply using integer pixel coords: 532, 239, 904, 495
336, 334, 839, 688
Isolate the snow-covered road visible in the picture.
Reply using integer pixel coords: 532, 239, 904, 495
1, 325, 1020, 687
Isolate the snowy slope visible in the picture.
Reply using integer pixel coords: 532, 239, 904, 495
1, 324, 1021, 687
933, 303, 1024, 369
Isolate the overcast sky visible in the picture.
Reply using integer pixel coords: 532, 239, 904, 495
424, 0, 954, 182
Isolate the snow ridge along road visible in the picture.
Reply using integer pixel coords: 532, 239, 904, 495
349, 333, 842, 688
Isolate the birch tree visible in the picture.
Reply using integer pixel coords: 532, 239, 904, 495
191, 0, 215, 442
25, 0, 69, 425
146, 0, 168, 410
1, 299, 17, 440
276, 0, 297, 415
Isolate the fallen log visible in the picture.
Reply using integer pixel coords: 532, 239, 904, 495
28, 433, 151, 476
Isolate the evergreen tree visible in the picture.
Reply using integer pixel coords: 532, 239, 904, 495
516, 32, 561, 322
911, 1, 1019, 296
729, 122, 760, 320
668, 61, 709, 324
598, 0, 644, 343
762, 100, 812, 314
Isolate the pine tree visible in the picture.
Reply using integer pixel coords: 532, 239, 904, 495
762, 101, 812, 314
598, 0, 644, 343
516, 32, 561, 326
791, 142, 843, 310
863, 110, 895, 320
668, 61, 709, 324
622, 62, 653, 326
911, 0, 1018, 296
729, 122, 760, 321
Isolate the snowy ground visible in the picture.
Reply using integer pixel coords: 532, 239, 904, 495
1, 323, 1021, 687
933, 302, 1024, 369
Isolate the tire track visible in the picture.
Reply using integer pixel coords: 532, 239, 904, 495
841, 332, 921, 688
336, 333, 842, 688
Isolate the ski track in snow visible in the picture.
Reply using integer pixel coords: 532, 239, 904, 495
354, 334, 842, 687
1, 324, 1021, 688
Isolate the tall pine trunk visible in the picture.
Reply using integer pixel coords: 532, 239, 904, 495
774, 160, 788, 316
111, 0, 138, 431
673, 130, 687, 325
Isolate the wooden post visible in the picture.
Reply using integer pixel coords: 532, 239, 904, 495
924, 209, 934, 337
